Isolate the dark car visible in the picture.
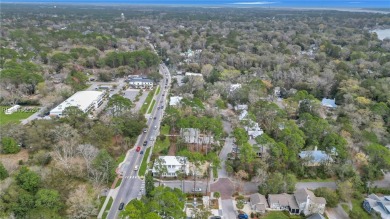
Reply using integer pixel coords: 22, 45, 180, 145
210, 217, 222, 219
154, 116, 157, 120
237, 213, 248, 219
119, 202, 125, 210
140, 150, 144, 155
143, 141, 148, 146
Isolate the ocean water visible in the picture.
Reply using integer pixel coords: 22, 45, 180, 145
3, 0, 390, 8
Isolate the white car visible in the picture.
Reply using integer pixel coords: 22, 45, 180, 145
192, 188, 202, 192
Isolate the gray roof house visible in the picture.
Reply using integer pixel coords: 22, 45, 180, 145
307, 213, 326, 219
363, 194, 390, 219
250, 193, 268, 213
294, 188, 326, 216
321, 98, 337, 109
268, 194, 300, 214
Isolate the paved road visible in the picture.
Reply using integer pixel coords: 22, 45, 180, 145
218, 138, 234, 178
373, 171, 390, 188
326, 205, 349, 219
156, 180, 208, 193
106, 64, 171, 219
295, 182, 337, 190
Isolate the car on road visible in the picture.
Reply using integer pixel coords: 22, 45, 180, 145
118, 202, 125, 210
154, 116, 157, 120
134, 165, 139, 171
143, 128, 147, 133
192, 188, 202, 192
154, 125, 157, 130
140, 150, 144, 155
143, 141, 148, 146
210, 216, 222, 219
136, 146, 141, 152
157, 106, 160, 110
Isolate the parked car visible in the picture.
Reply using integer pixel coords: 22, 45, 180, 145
237, 213, 248, 219
192, 188, 202, 192
118, 202, 125, 210
136, 146, 141, 152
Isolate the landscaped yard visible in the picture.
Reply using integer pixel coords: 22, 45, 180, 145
138, 147, 151, 176
0, 106, 36, 125
156, 85, 160, 95
350, 199, 371, 219
261, 211, 304, 219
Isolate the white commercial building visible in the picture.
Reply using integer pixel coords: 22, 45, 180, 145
127, 77, 154, 89
152, 156, 190, 177
50, 91, 104, 117
169, 96, 183, 106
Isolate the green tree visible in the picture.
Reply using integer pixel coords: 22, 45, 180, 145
108, 94, 133, 117
154, 158, 168, 185
1, 137, 20, 154
15, 167, 41, 193
12, 189, 35, 217
92, 149, 116, 184
35, 189, 62, 211
120, 201, 143, 219
285, 173, 297, 193
314, 187, 339, 208
365, 143, 390, 170
61, 106, 88, 129
0, 162, 8, 180
145, 172, 155, 198
144, 212, 160, 219
258, 172, 284, 195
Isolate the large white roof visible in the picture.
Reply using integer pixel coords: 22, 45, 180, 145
51, 91, 103, 113
158, 156, 187, 166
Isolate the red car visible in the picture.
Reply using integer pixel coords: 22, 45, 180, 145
136, 146, 141, 152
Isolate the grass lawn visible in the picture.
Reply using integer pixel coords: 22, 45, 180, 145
0, 106, 36, 125
140, 89, 155, 114
102, 197, 113, 219
148, 99, 156, 114
114, 178, 122, 188
156, 85, 160, 95
341, 203, 350, 213
262, 212, 290, 219
138, 147, 151, 176
161, 125, 170, 135
154, 137, 170, 155
351, 199, 371, 219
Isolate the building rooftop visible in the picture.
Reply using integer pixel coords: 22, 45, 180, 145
321, 98, 337, 108
51, 91, 103, 113
170, 96, 183, 106
268, 193, 299, 210
128, 77, 154, 83
157, 156, 187, 166
295, 188, 326, 205
364, 194, 390, 218
250, 193, 268, 211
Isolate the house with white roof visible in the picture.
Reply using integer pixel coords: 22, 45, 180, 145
127, 77, 154, 89
152, 156, 190, 177
234, 104, 248, 111
169, 96, 183, 107
244, 121, 264, 139
180, 128, 214, 145
363, 194, 390, 219
50, 91, 104, 117
239, 110, 249, 121
230, 84, 242, 93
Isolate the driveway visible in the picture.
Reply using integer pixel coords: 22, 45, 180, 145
326, 205, 349, 219
373, 172, 390, 188
211, 178, 234, 199
218, 137, 234, 178
296, 182, 337, 190
221, 199, 237, 219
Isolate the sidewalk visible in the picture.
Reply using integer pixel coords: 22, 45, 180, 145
97, 187, 120, 219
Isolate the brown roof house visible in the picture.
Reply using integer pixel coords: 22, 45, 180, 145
294, 188, 326, 216
250, 193, 268, 214
268, 194, 300, 214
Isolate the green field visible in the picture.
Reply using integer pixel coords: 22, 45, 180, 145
138, 147, 151, 176
102, 197, 113, 219
140, 89, 155, 114
148, 99, 156, 114
156, 86, 161, 95
262, 212, 290, 219
0, 106, 36, 125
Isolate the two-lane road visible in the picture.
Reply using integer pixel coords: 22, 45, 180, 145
107, 63, 171, 219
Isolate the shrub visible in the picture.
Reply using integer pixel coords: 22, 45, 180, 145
1, 137, 20, 154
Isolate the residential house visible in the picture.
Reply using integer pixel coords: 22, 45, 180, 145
234, 104, 248, 111
230, 84, 242, 93
185, 72, 203, 77
244, 121, 264, 139
152, 156, 190, 177
169, 96, 183, 107
294, 188, 326, 216
180, 128, 214, 145
239, 110, 249, 121
299, 147, 333, 166
250, 193, 268, 214
268, 193, 300, 214
321, 98, 337, 109
363, 194, 390, 219
249, 139, 267, 158
127, 77, 154, 89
